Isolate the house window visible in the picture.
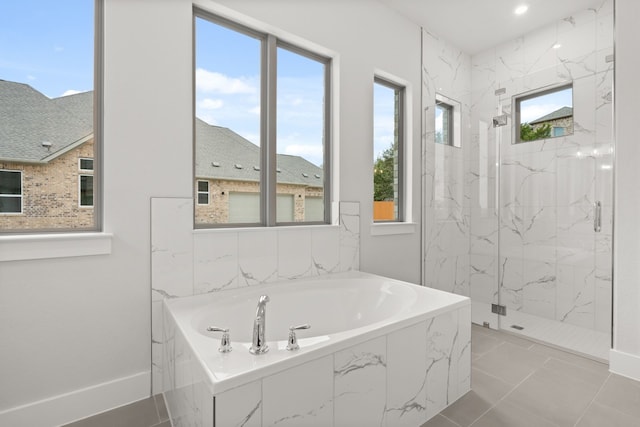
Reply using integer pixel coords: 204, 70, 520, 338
515, 83, 573, 143
373, 77, 404, 222
0, 0, 101, 232
79, 175, 94, 207
0, 170, 22, 214
435, 93, 461, 148
79, 158, 94, 171
197, 180, 209, 205
194, 10, 331, 227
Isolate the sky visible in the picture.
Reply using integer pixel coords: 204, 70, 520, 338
520, 87, 573, 123
0, 1, 94, 98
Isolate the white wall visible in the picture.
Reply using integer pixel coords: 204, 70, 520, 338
611, 0, 640, 380
0, 0, 423, 425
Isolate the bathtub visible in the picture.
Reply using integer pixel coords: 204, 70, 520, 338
163, 271, 471, 427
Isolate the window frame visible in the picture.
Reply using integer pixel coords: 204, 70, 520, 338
0, 0, 103, 234
193, 9, 332, 228
373, 76, 405, 223
79, 157, 94, 172
435, 93, 461, 148
513, 82, 573, 144
0, 169, 23, 215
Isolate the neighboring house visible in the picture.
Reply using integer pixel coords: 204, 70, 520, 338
0, 80, 323, 230
0, 80, 95, 230
195, 118, 324, 224
528, 106, 574, 137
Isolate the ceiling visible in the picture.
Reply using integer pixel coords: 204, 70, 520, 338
377, 0, 605, 54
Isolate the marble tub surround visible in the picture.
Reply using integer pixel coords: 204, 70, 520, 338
162, 272, 471, 427
150, 197, 360, 395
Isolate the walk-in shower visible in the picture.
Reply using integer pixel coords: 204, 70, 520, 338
423, 0, 614, 361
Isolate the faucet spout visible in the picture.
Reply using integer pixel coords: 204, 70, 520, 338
250, 295, 270, 354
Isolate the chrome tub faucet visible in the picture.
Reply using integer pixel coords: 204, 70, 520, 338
250, 295, 270, 354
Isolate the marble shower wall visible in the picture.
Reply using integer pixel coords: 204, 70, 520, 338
150, 198, 361, 395
469, 0, 614, 330
422, 29, 473, 298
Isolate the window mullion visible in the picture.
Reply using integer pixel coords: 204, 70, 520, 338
263, 34, 278, 226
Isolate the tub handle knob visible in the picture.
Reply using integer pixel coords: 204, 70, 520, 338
207, 326, 232, 353
286, 324, 311, 351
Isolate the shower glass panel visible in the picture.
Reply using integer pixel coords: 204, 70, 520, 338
496, 67, 613, 360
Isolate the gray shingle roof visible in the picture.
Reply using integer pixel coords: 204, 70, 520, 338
1, 80, 322, 186
0, 80, 93, 162
195, 118, 324, 187
529, 106, 573, 124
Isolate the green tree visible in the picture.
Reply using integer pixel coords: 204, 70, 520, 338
374, 143, 396, 201
520, 122, 551, 141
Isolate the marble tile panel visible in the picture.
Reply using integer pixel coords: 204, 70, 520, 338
425, 311, 459, 419
556, 264, 595, 328
556, 147, 596, 207
152, 300, 165, 395
594, 275, 612, 333
469, 254, 498, 305
238, 229, 278, 286
339, 201, 360, 272
522, 260, 556, 320
499, 256, 524, 311
277, 227, 312, 280
310, 226, 340, 275
151, 198, 194, 301
387, 322, 428, 427
193, 230, 238, 294
215, 381, 261, 427
262, 356, 333, 427
522, 206, 556, 264
334, 337, 386, 426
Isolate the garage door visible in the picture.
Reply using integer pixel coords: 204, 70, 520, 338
228, 193, 294, 223
304, 196, 324, 222
229, 192, 260, 223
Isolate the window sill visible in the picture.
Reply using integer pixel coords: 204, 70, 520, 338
0, 232, 113, 262
370, 222, 417, 236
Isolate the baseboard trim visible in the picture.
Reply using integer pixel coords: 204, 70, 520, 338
0, 370, 150, 427
609, 349, 640, 381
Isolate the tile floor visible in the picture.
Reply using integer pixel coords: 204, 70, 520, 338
64, 325, 640, 427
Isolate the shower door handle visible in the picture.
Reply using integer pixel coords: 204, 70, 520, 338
594, 201, 602, 233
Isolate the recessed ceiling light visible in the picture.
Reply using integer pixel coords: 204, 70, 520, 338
553, 43, 562, 49
514, 4, 529, 15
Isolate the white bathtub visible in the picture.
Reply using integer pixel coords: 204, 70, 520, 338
163, 271, 471, 427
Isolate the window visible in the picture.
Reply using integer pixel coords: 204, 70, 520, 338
79, 158, 94, 172
194, 10, 331, 228
515, 83, 573, 143
0, 170, 22, 214
373, 77, 404, 222
79, 175, 94, 207
197, 180, 209, 205
0, 0, 101, 232
435, 93, 461, 148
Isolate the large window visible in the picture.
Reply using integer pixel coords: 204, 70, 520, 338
515, 84, 573, 143
0, 0, 101, 232
0, 170, 22, 214
194, 11, 331, 227
373, 77, 404, 222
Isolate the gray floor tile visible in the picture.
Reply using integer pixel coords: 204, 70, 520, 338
504, 366, 601, 426
472, 326, 534, 349
63, 397, 160, 427
154, 393, 169, 422
529, 343, 609, 374
420, 413, 461, 427
470, 399, 558, 427
594, 373, 640, 419
471, 331, 502, 357
543, 357, 609, 388
472, 342, 547, 385
576, 401, 640, 427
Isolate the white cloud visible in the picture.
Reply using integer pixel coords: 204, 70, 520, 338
195, 68, 256, 95
61, 89, 82, 97
521, 103, 567, 123
198, 98, 224, 110
283, 143, 323, 165
249, 106, 260, 115
27, 75, 36, 81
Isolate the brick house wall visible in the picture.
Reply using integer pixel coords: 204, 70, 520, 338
0, 140, 94, 230
531, 116, 574, 136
